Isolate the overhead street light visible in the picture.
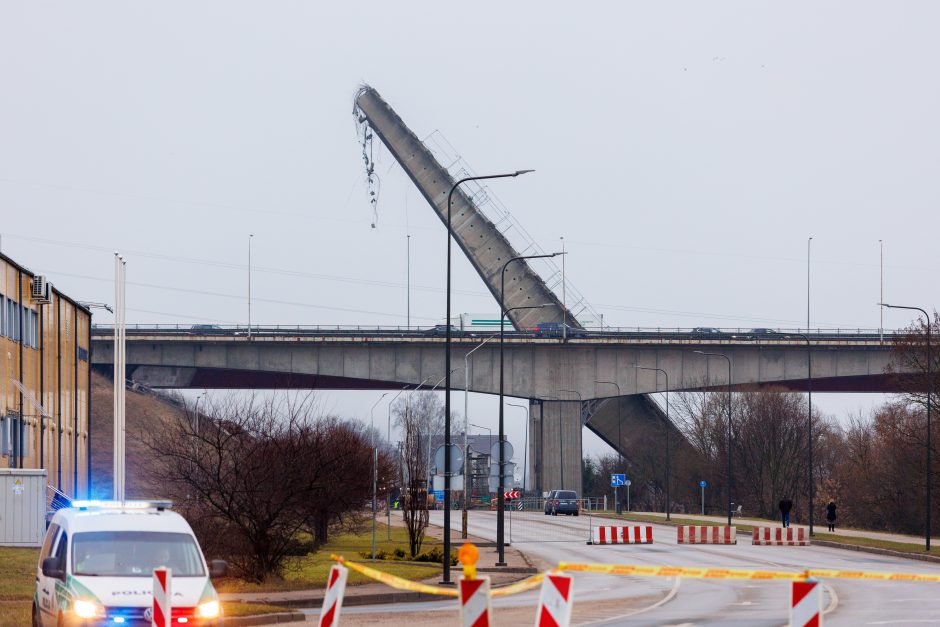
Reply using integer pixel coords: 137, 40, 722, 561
445, 170, 534, 582
497, 297, 554, 566
880, 302, 933, 551
370, 393, 389, 561
695, 350, 733, 526
633, 367, 671, 521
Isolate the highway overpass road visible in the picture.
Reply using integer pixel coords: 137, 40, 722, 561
302, 511, 940, 625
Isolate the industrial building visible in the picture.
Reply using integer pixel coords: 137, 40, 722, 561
0, 251, 90, 498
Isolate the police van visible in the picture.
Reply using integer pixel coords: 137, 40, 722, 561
33, 500, 226, 626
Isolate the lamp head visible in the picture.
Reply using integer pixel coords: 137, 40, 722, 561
513, 169, 535, 176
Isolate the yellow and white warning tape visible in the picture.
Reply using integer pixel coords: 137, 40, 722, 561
331, 554, 940, 599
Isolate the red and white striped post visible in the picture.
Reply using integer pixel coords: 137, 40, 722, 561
152, 567, 171, 627
459, 577, 492, 626
535, 572, 574, 626
318, 564, 349, 627
790, 580, 823, 626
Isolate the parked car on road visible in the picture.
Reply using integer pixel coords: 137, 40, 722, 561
543, 490, 558, 515
546, 490, 580, 516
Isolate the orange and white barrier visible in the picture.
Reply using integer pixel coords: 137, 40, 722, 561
152, 567, 171, 627
536, 572, 574, 626
592, 525, 653, 544
318, 564, 349, 627
790, 580, 823, 626
459, 576, 493, 626
677, 525, 737, 544
753, 527, 810, 546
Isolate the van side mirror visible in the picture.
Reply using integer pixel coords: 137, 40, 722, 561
42, 557, 65, 580
209, 560, 228, 578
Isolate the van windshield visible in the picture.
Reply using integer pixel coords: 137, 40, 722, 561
72, 531, 205, 577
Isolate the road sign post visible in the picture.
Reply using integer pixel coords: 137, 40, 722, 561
610, 474, 625, 515
625, 479, 632, 512
700, 480, 707, 515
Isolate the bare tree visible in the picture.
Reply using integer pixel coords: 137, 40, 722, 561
394, 392, 443, 557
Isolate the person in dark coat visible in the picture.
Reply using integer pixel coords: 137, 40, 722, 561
826, 500, 837, 532
779, 497, 793, 528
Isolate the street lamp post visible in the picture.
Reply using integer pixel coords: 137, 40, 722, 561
370, 393, 389, 561
248, 234, 253, 340
507, 403, 529, 493
695, 351, 733, 526
464, 335, 497, 538
786, 332, 814, 535
632, 367, 671, 520
497, 250, 558, 568
595, 381, 622, 512
880, 302, 933, 551
446, 170, 533, 582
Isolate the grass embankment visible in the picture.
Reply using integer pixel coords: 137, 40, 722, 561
216, 523, 443, 594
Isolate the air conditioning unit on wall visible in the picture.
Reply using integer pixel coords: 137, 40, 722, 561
31, 276, 51, 304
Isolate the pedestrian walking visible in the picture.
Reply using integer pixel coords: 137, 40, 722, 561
779, 497, 793, 528
826, 500, 837, 532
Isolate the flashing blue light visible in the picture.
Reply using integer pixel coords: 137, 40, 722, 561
113, 618, 125, 624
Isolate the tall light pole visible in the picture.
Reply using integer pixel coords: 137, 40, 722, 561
407, 233, 411, 329
786, 332, 814, 535
633, 367, 671, 520
370, 393, 389, 561
881, 302, 933, 551
507, 403, 529, 492
463, 335, 497, 538
879, 240, 884, 344
807, 237, 812, 335
695, 351, 733, 526
498, 269, 556, 568
595, 380, 622, 512
248, 234, 253, 340
446, 170, 533, 582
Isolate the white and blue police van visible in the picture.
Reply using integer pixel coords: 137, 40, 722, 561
33, 500, 226, 626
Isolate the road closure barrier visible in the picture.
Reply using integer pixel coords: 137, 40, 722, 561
790, 580, 823, 626
677, 525, 737, 544
591, 525, 653, 545
536, 572, 574, 626
459, 576, 492, 626
153, 567, 171, 627
753, 527, 810, 546
318, 563, 348, 627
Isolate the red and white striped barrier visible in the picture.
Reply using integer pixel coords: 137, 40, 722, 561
535, 572, 574, 626
318, 564, 349, 627
152, 567, 171, 627
677, 526, 737, 544
790, 580, 823, 626
459, 576, 492, 627
753, 527, 810, 546
592, 526, 653, 545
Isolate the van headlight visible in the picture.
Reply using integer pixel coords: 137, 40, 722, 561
197, 600, 220, 618
73, 599, 102, 619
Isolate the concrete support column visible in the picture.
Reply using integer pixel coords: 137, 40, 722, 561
531, 400, 582, 495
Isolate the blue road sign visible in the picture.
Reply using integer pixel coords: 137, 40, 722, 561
700, 480, 707, 488
611, 473, 626, 487
433, 489, 444, 502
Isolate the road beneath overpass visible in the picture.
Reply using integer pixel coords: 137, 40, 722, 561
300, 510, 940, 625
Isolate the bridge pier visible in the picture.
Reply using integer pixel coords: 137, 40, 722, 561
528, 400, 582, 496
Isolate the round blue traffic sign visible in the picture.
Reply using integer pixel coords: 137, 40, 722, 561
700, 480, 707, 488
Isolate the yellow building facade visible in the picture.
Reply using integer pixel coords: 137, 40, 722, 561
1, 252, 90, 498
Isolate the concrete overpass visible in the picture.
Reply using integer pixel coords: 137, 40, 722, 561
91, 326, 905, 494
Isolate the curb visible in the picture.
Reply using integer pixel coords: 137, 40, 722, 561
813, 540, 940, 565
225, 612, 307, 626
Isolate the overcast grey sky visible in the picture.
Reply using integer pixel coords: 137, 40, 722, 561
2, 2, 937, 463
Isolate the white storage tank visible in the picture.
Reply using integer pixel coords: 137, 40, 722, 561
0, 469, 47, 547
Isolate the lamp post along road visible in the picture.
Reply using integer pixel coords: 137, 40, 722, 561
445, 168, 532, 582
370, 393, 389, 561
695, 351, 733, 526
881, 303, 933, 550
463, 335, 497, 539
632, 368, 670, 520
497, 297, 553, 566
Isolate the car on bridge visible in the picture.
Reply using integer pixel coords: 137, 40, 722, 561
423, 324, 477, 337
690, 327, 723, 339
533, 322, 588, 338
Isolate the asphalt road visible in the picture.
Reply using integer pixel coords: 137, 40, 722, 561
301, 510, 940, 625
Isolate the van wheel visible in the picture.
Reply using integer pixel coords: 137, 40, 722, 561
31, 603, 41, 627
